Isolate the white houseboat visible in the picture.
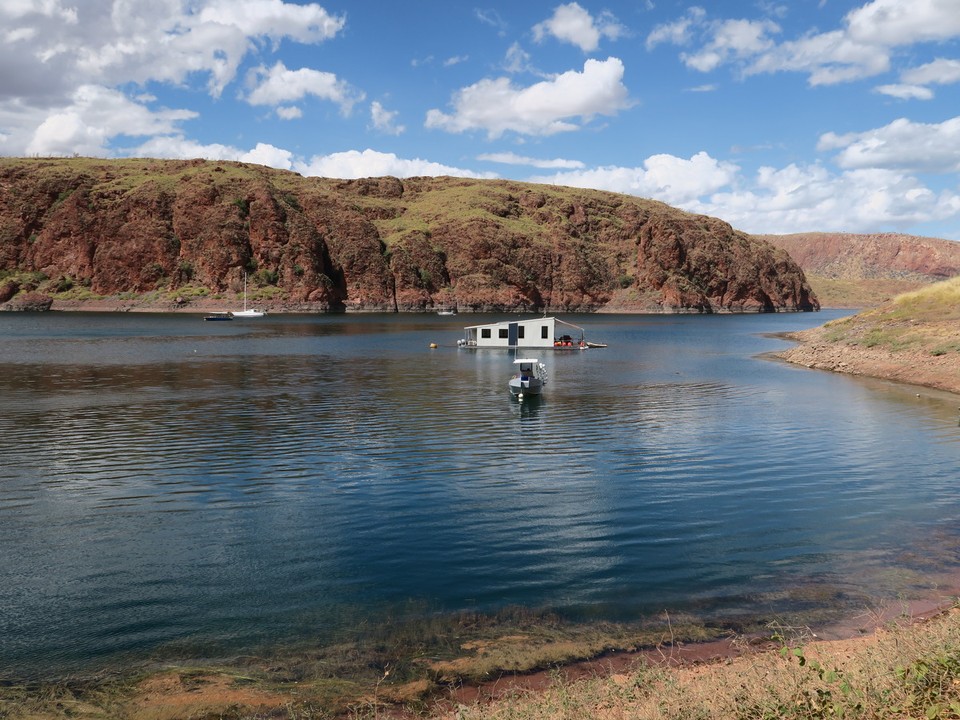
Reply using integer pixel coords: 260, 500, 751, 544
458, 316, 587, 349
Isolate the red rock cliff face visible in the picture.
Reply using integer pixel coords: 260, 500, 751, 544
758, 232, 960, 282
0, 158, 819, 312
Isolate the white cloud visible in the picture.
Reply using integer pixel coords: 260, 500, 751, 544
425, 57, 631, 138
745, 29, 888, 85
700, 165, 960, 234
25, 85, 196, 156
523, 149, 960, 235
901, 58, 960, 86
197, 0, 345, 45
654, 0, 960, 86
530, 151, 739, 206
646, 7, 706, 51
0, 0, 351, 156
295, 149, 498, 179
477, 152, 585, 169
276, 106, 303, 120
532, 2, 625, 52
503, 43, 533, 74
683, 18, 779, 73
875, 84, 934, 100
370, 101, 405, 135
245, 62, 362, 114
845, 0, 960, 46
818, 116, 960, 173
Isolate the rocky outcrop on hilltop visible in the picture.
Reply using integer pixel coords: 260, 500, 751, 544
0, 158, 818, 313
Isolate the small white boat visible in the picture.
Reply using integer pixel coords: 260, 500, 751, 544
509, 358, 547, 399
437, 308, 457, 316
232, 273, 265, 317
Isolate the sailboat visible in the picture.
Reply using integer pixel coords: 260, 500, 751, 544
232, 273, 266, 317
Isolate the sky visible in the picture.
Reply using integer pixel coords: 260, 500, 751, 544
3, 1, 960, 240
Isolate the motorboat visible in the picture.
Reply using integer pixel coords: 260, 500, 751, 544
203, 311, 233, 321
508, 358, 547, 399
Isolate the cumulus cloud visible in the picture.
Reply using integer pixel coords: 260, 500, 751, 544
370, 101, 405, 135
532, 3, 626, 52
818, 116, 960, 173
875, 84, 934, 101
700, 165, 960, 235
477, 152, 585, 169
901, 58, 960, 86
845, 0, 960, 46
530, 151, 739, 206
245, 61, 363, 114
646, 7, 706, 50
25, 85, 195, 156
295, 149, 497, 179
878, 58, 960, 99
683, 18, 779, 73
425, 57, 631, 138
745, 29, 889, 85
0, 0, 348, 156
650, 0, 960, 86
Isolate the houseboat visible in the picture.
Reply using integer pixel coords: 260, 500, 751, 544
458, 316, 587, 349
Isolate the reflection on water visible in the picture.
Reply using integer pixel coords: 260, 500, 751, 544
0, 310, 958, 678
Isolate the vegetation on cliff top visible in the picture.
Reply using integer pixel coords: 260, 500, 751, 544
0, 157, 817, 313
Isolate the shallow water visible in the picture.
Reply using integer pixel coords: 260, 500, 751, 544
1, 310, 958, 679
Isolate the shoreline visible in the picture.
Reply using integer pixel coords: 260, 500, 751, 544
775, 326, 960, 397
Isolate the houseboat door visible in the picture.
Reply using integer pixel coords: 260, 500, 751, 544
508, 322, 519, 347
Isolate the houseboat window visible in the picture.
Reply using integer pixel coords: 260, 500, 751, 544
518, 327, 525, 338
498, 328, 509, 339
541, 325, 549, 339
481, 329, 491, 339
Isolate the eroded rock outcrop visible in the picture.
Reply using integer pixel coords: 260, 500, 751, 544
0, 158, 819, 313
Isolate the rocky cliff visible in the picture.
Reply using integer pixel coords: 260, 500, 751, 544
757, 232, 960, 307
0, 157, 818, 313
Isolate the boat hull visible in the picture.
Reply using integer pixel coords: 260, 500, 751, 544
508, 378, 543, 396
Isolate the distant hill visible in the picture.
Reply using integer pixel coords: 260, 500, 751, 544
0, 157, 817, 313
757, 232, 960, 308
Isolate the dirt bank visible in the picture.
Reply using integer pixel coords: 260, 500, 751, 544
777, 324, 960, 396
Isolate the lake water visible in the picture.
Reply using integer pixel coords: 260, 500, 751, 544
1, 310, 959, 680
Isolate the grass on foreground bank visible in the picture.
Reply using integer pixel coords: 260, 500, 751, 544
820, 275, 960, 356
4, 604, 960, 720
453, 606, 960, 720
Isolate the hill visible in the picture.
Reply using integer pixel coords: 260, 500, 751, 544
0, 157, 817, 313
777, 276, 960, 395
758, 232, 960, 308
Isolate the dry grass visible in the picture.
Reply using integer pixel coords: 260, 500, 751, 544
6, 606, 960, 720
818, 276, 960, 355
448, 606, 960, 720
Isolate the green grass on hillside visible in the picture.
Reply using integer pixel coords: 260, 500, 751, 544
820, 275, 960, 355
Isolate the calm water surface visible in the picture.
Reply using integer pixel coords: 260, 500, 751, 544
1, 310, 959, 679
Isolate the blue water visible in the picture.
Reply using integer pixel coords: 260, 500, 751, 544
0, 310, 958, 679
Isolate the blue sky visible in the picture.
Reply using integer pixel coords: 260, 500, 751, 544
3, 1, 960, 239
